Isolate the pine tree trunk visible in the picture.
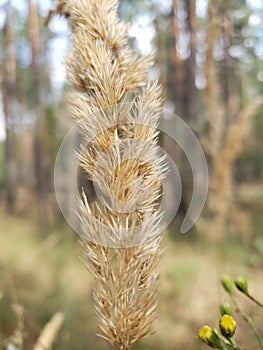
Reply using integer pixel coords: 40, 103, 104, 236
169, 0, 185, 117
204, 0, 223, 156
154, 18, 167, 149
222, 2, 238, 126
185, 0, 198, 123
1, 3, 17, 212
28, 0, 47, 221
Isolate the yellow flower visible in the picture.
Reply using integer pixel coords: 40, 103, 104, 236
199, 326, 222, 348
219, 315, 236, 338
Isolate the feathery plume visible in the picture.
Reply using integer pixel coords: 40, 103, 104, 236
48, 1, 167, 348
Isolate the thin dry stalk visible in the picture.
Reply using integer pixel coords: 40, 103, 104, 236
47, 1, 167, 349
32, 312, 64, 350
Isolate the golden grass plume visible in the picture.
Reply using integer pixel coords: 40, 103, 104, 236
47, 1, 167, 349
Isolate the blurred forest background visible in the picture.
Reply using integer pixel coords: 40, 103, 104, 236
0, 0, 263, 349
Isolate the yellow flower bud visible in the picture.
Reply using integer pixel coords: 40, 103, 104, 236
219, 315, 236, 338
198, 326, 222, 348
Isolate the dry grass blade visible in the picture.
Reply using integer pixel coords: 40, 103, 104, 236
32, 312, 64, 350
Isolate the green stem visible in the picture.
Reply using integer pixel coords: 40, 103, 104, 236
218, 335, 241, 350
230, 294, 263, 350
228, 337, 242, 350
247, 293, 263, 308
220, 340, 233, 350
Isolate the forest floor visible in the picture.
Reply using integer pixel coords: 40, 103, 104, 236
0, 208, 263, 350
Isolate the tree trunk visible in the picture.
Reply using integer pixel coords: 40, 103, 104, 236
197, 0, 262, 241
185, 0, 198, 123
154, 17, 167, 149
204, 0, 223, 156
1, 2, 17, 212
169, 0, 185, 117
222, 2, 238, 126
28, 0, 47, 221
